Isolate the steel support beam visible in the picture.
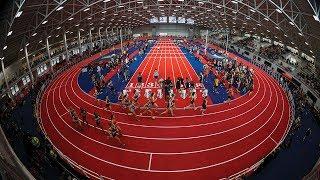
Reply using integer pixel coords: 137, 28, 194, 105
205, 29, 208, 55
46, 37, 54, 73
1, 58, 10, 98
78, 30, 82, 55
24, 46, 34, 85
89, 28, 93, 50
98, 27, 102, 52
63, 31, 69, 63
120, 28, 123, 53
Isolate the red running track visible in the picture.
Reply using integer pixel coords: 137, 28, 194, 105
126, 39, 213, 107
38, 39, 290, 180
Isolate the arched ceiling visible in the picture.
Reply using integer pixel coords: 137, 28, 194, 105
0, 0, 319, 69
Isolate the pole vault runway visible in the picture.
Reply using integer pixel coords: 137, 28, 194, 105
38, 38, 290, 179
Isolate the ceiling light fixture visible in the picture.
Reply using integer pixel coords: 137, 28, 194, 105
15, 11, 23, 18
56, 6, 63, 11
7, 31, 12, 36
42, 20, 48, 24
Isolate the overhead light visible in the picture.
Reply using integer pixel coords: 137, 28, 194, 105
128, 9, 132, 11
264, 17, 269, 21
250, 9, 256, 12
39, 40, 42, 43
26, 43, 29, 46
103, 0, 111, 2
15, 11, 23, 18
75, 24, 80, 27
84, 7, 90, 12
305, 42, 309, 45
310, 50, 313, 53
56, 6, 64, 11
68, 17, 74, 21
102, 10, 106, 14
118, 5, 124, 8
7, 31, 12, 36
298, 32, 303, 36
87, 17, 92, 20
275, 26, 280, 30
276, 9, 282, 13
137, 1, 143, 4
56, 26, 61, 30
3, 46, 7, 50
32, 33, 37, 36
289, 21, 294, 26
20, 49, 23, 52
101, 17, 105, 20
231, 0, 238, 3
114, 13, 118, 15
313, 15, 320, 22
42, 20, 48, 24
284, 34, 288, 37
56, 35, 59, 37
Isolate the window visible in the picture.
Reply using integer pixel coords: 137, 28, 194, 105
37, 64, 48, 75
159, 16, 167, 23
10, 84, 19, 95
186, 18, 194, 24
169, 16, 177, 23
22, 75, 31, 85
51, 57, 60, 66
150, 17, 159, 23
177, 17, 186, 23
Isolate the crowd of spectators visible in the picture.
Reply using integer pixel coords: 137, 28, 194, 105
234, 37, 255, 50
259, 45, 286, 61
297, 72, 320, 96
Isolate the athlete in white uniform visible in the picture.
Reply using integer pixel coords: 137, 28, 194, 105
180, 88, 187, 99
157, 88, 163, 99
144, 89, 152, 98
202, 88, 208, 98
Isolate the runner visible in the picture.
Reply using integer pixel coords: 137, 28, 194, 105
160, 96, 176, 116
108, 114, 125, 146
200, 97, 208, 115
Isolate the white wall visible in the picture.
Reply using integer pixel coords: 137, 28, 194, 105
133, 24, 200, 37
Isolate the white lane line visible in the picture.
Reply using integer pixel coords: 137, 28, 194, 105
38, 42, 283, 174
72, 68, 265, 125
55, 64, 274, 150
125, 43, 156, 88
145, 53, 157, 84
43, 66, 286, 172
170, 54, 176, 84
270, 137, 277, 145
148, 153, 153, 170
